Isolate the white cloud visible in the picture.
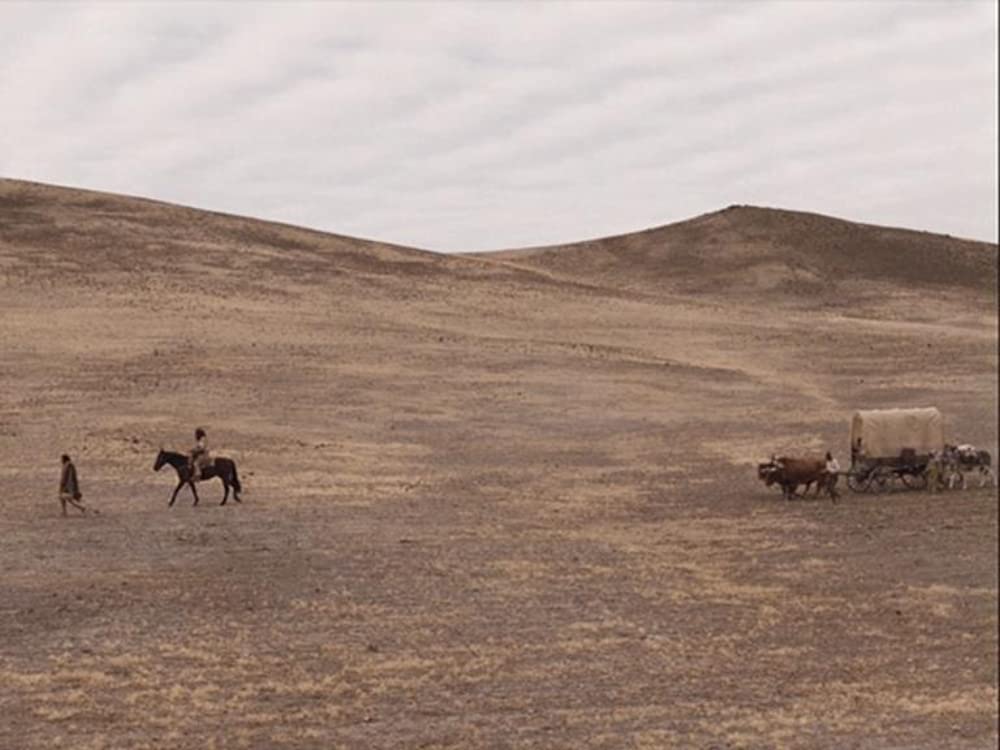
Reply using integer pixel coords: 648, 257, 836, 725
0, 0, 995, 250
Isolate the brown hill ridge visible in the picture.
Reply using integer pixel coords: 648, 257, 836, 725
0, 178, 542, 294
2, 179, 996, 300
477, 205, 998, 297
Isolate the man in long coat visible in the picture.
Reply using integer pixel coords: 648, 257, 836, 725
59, 454, 87, 517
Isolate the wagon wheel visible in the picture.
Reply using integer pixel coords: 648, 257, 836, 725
868, 466, 893, 494
901, 468, 928, 490
847, 470, 870, 493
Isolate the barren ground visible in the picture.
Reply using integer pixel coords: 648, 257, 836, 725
1, 180, 997, 749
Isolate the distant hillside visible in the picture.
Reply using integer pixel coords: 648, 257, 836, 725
0, 179, 539, 293
475, 206, 998, 298
3, 181, 995, 303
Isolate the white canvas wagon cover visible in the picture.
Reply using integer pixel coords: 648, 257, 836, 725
850, 407, 944, 459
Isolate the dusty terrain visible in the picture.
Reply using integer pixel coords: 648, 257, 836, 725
1, 178, 997, 749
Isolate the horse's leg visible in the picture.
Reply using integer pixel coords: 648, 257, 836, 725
190, 480, 201, 507
169, 478, 185, 507
229, 463, 243, 502
221, 476, 229, 506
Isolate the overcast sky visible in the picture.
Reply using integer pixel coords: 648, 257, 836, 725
1, 2, 996, 251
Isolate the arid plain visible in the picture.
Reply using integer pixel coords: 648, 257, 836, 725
1, 178, 997, 749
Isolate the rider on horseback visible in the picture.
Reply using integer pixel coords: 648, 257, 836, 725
190, 428, 212, 481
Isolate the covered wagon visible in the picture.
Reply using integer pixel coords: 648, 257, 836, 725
847, 407, 944, 493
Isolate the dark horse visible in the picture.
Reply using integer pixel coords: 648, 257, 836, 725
153, 450, 243, 507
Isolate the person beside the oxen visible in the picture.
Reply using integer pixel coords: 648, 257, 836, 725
58, 454, 87, 517
824, 451, 841, 501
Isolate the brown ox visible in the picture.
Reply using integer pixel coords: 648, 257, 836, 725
757, 456, 828, 500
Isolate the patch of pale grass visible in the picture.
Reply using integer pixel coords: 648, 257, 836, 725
901, 583, 998, 619
702, 434, 828, 467
1, 670, 53, 688
486, 558, 556, 581
892, 687, 999, 716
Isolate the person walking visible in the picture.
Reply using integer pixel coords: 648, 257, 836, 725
824, 451, 841, 501
59, 454, 87, 517
926, 453, 942, 493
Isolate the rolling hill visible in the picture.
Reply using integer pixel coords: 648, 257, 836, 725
478, 204, 997, 299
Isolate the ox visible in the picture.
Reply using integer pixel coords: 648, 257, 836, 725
758, 455, 831, 501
